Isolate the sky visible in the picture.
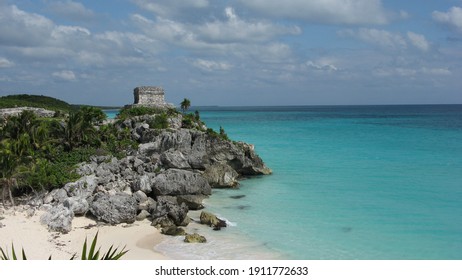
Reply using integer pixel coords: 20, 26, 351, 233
0, 0, 461, 106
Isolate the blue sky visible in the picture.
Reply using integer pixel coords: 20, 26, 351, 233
1, 0, 461, 106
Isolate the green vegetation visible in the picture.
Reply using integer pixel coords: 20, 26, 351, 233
148, 113, 169, 129
117, 106, 178, 120
0, 106, 137, 201
180, 98, 191, 113
80, 231, 128, 260
182, 111, 205, 130
206, 126, 229, 141
0, 94, 76, 112
0, 95, 206, 204
0, 232, 128, 260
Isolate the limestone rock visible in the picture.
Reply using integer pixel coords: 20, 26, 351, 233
176, 195, 207, 210
136, 210, 151, 221
40, 204, 74, 233
152, 169, 211, 196
63, 175, 97, 199
133, 174, 154, 194
133, 190, 148, 203
63, 197, 89, 216
151, 196, 189, 227
200, 211, 227, 230
161, 226, 186, 236
51, 188, 69, 204
151, 216, 175, 228
203, 163, 239, 188
160, 150, 191, 169
90, 193, 137, 224
184, 233, 207, 243
138, 197, 157, 212
0, 107, 55, 119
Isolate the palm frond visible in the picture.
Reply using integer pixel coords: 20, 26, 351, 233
1, 232, 128, 260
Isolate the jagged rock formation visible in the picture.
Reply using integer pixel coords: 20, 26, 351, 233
37, 112, 271, 235
0, 107, 55, 119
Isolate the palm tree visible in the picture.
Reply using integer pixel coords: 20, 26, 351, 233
0, 111, 41, 206
79, 106, 106, 125
180, 98, 191, 113
55, 107, 104, 151
0, 139, 20, 207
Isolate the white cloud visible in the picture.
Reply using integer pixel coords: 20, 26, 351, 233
47, 0, 95, 21
0, 5, 54, 47
197, 7, 301, 43
374, 67, 451, 78
306, 59, 338, 72
192, 59, 233, 71
421, 67, 451, 76
432, 6, 462, 33
132, 0, 209, 17
52, 70, 76, 81
0, 4, 161, 68
0, 57, 14, 68
339, 28, 407, 50
340, 29, 433, 52
131, 8, 300, 53
241, 0, 388, 25
407, 32, 430, 52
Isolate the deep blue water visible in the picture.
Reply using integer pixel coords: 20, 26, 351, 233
107, 105, 462, 259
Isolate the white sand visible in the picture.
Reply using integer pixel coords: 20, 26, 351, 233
0, 205, 169, 260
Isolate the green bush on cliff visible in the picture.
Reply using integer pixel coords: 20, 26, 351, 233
181, 112, 205, 130
206, 127, 229, 141
148, 113, 169, 129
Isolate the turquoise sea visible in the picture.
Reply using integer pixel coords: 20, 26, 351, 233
106, 105, 462, 259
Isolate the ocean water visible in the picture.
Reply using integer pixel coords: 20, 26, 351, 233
158, 105, 462, 260
103, 109, 119, 119
108, 105, 462, 259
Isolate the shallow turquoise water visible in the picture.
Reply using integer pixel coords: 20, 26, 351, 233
103, 109, 119, 119
108, 105, 462, 259
196, 105, 462, 259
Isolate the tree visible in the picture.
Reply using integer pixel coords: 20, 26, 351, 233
79, 106, 106, 124
0, 139, 21, 207
58, 107, 103, 151
180, 98, 191, 113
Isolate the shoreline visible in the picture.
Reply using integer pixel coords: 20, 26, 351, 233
0, 204, 169, 260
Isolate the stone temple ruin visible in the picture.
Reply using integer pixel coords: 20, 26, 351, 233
127, 86, 173, 109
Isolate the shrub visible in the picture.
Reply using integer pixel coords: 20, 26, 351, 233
118, 107, 163, 119
149, 113, 169, 129
0, 232, 128, 260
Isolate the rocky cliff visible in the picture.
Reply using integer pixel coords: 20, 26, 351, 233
0, 107, 55, 119
37, 113, 271, 234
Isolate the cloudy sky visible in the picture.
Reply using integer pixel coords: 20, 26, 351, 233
1, 0, 461, 106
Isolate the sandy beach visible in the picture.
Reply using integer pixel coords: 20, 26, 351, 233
0, 205, 169, 260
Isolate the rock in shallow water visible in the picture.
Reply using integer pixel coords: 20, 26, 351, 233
200, 211, 227, 230
161, 226, 186, 236
184, 233, 207, 243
